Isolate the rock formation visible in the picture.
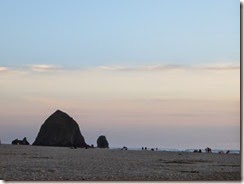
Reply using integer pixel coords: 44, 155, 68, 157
97, 135, 109, 148
12, 137, 30, 145
33, 110, 88, 147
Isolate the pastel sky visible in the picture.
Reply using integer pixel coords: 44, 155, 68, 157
0, 0, 240, 149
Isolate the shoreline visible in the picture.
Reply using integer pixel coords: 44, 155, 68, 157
110, 147, 240, 154
0, 144, 241, 181
1, 143, 240, 154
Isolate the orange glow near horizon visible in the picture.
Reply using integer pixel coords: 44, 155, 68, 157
0, 66, 240, 149
0, 67, 239, 128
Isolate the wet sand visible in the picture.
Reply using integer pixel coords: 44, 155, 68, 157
0, 144, 240, 181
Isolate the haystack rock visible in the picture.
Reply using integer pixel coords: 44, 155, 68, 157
33, 110, 88, 147
97, 135, 109, 148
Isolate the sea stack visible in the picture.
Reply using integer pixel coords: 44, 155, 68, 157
33, 110, 87, 147
12, 137, 30, 145
97, 135, 109, 148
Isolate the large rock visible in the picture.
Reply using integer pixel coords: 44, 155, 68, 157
97, 135, 109, 148
12, 137, 30, 145
33, 110, 87, 147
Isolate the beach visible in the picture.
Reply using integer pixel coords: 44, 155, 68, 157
0, 144, 240, 181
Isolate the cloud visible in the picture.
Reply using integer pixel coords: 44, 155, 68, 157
96, 64, 187, 72
203, 66, 239, 70
201, 63, 240, 70
96, 63, 239, 72
139, 64, 187, 71
29, 64, 62, 72
96, 65, 131, 71
0, 62, 240, 74
0, 67, 9, 72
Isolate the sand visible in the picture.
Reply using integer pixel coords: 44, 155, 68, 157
0, 144, 240, 181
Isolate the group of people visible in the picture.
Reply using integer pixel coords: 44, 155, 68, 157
142, 147, 158, 151
193, 147, 213, 153
193, 147, 231, 154
120, 146, 159, 151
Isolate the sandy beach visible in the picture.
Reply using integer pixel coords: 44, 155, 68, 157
0, 144, 240, 181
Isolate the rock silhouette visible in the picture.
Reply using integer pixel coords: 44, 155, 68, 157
12, 137, 30, 145
33, 110, 87, 147
97, 135, 109, 148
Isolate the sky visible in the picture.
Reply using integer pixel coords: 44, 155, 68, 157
0, 0, 240, 150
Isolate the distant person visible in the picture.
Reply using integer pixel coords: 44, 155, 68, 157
193, 149, 198, 153
156, 148, 158, 151
205, 147, 212, 153
199, 149, 202, 153
145, 147, 147, 150
142, 147, 144, 150
121, 146, 128, 150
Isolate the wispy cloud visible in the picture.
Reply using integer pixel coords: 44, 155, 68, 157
201, 63, 240, 70
203, 66, 240, 70
96, 63, 239, 72
0, 67, 9, 72
96, 64, 187, 72
29, 64, 62, 72
96, 65, 131, 71
0, 62, 240, 74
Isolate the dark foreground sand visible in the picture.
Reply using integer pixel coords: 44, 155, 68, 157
0, 144, 240, 181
